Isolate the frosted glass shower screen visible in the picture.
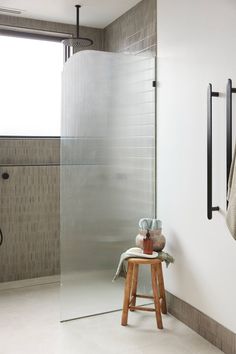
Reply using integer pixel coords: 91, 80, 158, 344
61, 51, 155, 321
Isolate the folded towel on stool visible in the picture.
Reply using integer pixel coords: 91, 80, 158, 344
112, 247, 174, 282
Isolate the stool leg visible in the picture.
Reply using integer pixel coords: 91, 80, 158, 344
151, 264, 163, 329
121, 262, 134, 326
156, 262, 167, 314
130, 264, 139, 311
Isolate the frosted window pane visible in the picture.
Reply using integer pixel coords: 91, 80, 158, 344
0, 36, 62, 136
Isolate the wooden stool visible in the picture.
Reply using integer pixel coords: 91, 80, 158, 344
121, 258, 167, 329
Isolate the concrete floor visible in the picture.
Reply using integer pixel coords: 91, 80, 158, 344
0, 283, 223, 354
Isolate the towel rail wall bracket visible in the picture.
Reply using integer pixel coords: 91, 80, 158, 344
207, 83, 220, 220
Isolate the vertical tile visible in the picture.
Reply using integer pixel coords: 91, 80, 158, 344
198, 313, 218, 347
217, 325, 236, 354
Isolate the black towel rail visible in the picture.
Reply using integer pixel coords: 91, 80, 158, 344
207, 83, 220, 220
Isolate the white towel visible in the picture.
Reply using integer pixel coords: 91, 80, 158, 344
226, 144, 236, 240
112, 247, 174, 281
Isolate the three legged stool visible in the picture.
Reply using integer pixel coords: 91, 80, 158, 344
121, 258, 167, 329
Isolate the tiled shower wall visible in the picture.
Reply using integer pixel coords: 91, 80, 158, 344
0, 138, 60, 282
104, 0, 156, 57
0, 0, 156, 282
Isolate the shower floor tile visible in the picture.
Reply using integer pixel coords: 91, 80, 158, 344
0, 282, 223, 354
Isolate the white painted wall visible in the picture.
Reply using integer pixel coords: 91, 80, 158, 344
157, 0, 236, 332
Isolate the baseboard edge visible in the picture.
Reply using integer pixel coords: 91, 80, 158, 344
0, 275, 60, 291
166, 291, 236, 354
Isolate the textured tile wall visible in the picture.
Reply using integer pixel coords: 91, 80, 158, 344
167, 291, 236, 354
0, 139, 60, 282
104, 0, 156, 57
0, 138, 60, 165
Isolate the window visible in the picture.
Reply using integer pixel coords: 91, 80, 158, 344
0, 35, 63, 136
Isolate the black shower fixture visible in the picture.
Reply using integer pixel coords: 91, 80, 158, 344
62, 5, 93, 49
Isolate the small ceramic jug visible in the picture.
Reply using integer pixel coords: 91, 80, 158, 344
136, 229, 166, 252
143, 230, 153, 255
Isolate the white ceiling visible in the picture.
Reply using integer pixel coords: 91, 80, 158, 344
0, 0, 142, 28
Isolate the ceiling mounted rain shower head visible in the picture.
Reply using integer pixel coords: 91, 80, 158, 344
62, 5, 93, 48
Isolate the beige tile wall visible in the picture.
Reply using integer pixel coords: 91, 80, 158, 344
104, 0, 156, 57
0, 138, 60, 282
0, 138, 60, 165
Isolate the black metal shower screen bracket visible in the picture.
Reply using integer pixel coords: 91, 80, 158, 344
154, 56, 157, 219
226, 79, 236, 205
207, 83, 220, 220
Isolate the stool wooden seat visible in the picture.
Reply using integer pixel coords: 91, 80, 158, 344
121, 258, 167, 329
